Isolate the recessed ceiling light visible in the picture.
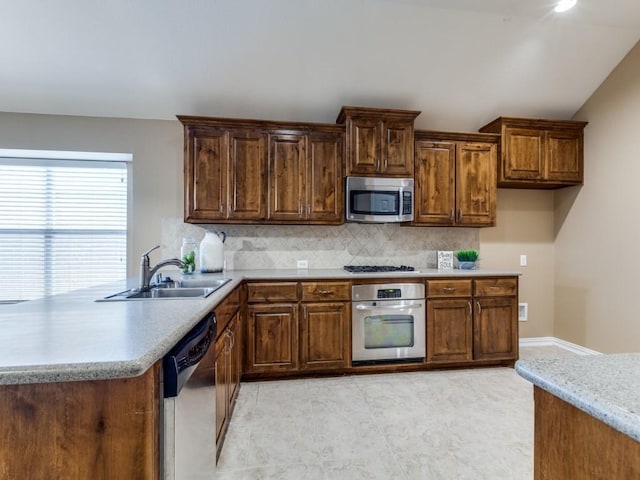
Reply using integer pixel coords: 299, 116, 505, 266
554, 0, 577, 13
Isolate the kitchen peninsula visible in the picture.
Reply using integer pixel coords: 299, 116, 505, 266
0, 268, 518, 479
516, 355, 640, 479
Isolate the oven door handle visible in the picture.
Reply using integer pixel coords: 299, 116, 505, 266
355, 303, 423, 310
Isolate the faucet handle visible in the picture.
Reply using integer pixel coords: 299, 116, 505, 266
142, 245, 160, 258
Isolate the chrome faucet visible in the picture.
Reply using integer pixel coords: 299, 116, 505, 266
138, 245, 186, 291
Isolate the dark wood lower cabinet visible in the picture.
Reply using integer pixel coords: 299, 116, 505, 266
300, 302, 350, 370
426, 277, 518, 367
0, 363, 161, 480
473, 296, 518, 361
215, 312, 241, 457
245, 303, 299, 374
426, 298, 473, 364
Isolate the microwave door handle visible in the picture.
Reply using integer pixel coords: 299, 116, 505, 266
355, 303, 423, 311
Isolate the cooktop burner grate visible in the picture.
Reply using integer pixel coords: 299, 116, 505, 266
343, 265, 416, 273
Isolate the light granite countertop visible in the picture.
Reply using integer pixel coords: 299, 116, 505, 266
516, 354, 640, 443
0, 267, 519, 386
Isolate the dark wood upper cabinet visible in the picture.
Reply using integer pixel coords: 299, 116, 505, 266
179, 116, 343, 225
268, 126, 344, 224
269, 132, 307, 221
412, 131, 498, 227
336, 106, 420, 177
479, 117, 587, 188
306, 131, 344, 222
180, 117, 268, 223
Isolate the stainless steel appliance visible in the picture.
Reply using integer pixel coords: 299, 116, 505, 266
162, 313, 217, 480
346, 176, 414, 223
352, 283, 426, 364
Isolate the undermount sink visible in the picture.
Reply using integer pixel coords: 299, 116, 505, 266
127, 287, 216, 299
176, 278, 231, 289
98, 278, 231, 302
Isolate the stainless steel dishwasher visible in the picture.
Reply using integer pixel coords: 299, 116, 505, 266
162, 313, 217, 480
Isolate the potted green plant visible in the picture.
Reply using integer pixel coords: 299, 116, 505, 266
456, 249, 479, 270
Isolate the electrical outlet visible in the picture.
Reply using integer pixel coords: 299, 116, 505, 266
296, 259, 309, 269
519, 303, 528, 321
520, 254, 527, 266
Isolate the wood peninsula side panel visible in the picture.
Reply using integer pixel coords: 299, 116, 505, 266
0, 363, 161, 480
534, 387, 640, 479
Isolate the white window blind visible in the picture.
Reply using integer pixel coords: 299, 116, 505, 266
0, 150, 129, 302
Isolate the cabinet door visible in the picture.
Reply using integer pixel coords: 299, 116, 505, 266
306, 132, 344, 223
426, 298, 473, 364
346, 117, 380, 175
413, 141, 455, 225
381, 118, 414, 176
299, 302, 350, 370
228, 130, 268, 220
245, 303, 298, 373
228, 314, 242, 403
545, 129, 583, 183
503, 128, 544, 181
473, 296, 518, 361
456, 142, 496, 226
269, 133, 306, 221
184, 127, 229, 222
214, 335, 229, 443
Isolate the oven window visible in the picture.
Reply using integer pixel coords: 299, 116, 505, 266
364, 315, 415, 349
351, 190, 399, 215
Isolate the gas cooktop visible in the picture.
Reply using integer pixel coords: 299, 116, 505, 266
343, 265, 416, 273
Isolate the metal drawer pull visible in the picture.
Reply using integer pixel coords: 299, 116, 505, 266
467, 302, 472, 315
476, 301, 482, 314
490, 286, 502, 290
318, 290, 334, 295
443, 287, 455, 292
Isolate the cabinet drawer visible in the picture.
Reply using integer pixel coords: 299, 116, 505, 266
474, 278, 518, 296
247, 282, 298, 302
300, 282, 350, 302
214, 287, 240, 335
427, 280, 472, 298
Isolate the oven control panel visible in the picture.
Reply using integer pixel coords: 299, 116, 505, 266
377, 288, 401, 299
352, 283, 425, 301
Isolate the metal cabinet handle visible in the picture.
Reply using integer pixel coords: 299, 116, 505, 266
219, 204, 224, 215
490, 286, 501, 290
443, 287, 455, 292
476, 301, 482, 314
467, 301, 472, 316
318, 290, 334, 295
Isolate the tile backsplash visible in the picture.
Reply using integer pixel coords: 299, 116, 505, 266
162, 218, 479, 270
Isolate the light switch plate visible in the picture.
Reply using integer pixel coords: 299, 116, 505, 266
520, 255, 527, 266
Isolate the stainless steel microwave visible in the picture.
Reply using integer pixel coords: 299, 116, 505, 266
346, 176, 414, 223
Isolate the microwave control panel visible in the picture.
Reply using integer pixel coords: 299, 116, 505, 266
402, 191, 412, 215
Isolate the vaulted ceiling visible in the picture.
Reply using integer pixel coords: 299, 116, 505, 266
2, 0, 639, 130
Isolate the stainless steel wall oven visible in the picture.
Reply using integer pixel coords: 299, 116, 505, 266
352, 283, 426, 364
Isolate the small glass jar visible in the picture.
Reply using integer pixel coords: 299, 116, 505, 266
180, 237, 197, 274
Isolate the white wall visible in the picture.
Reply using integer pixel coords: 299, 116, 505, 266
554, 40, 640, 352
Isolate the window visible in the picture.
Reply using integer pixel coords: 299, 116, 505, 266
0, 149, 130, 303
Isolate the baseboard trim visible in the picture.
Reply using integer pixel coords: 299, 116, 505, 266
520, 336, 601, 356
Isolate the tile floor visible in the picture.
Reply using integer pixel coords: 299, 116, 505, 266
218, 345, 576, 480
